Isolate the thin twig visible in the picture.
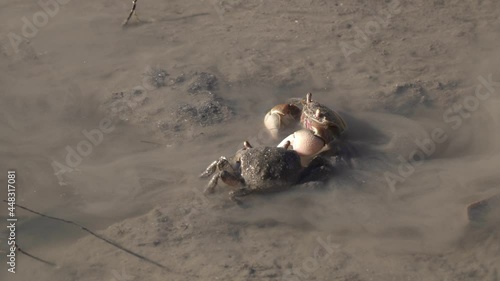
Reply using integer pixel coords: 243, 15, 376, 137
123, 0, 138, 26
4, 200, 169, 271
140, 140, 164, 146
15, 243, 57, 267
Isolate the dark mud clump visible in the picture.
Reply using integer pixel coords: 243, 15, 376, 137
143, 66, 169, 89
102, 71, 233, 142
160, 91, 233, 135
175, 92, 232, 127
187, 72, 218, 94
366, 79, 460, 116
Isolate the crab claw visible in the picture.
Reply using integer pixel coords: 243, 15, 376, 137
264, 103, 301, 139
277, 129, 325, 165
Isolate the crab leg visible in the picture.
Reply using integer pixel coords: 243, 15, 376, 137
220, 171, 244, 187
204, 172, 220, 194
200, 160, 218, 178
205, 170, 244, 196
201, 156, 237, 194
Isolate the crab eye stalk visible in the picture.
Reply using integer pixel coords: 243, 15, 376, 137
306, 92, 313, 104
315, 109, 322, 119
243, 141, 253, 149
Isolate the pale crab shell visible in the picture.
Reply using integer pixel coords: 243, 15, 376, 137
277, 129, 325, 165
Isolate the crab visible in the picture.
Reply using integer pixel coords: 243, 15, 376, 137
199, 141, 333, 203
299, 92, 347, 141
264, 92, 349, 163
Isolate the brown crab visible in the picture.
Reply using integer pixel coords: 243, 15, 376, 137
264, 93, 348, 162
299, 92, 347, 141
199, 141, 334, 203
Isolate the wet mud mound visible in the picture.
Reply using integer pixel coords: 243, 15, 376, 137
102, 70, 233, 142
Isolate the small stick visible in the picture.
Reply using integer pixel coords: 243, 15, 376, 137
140, 140, 164, 146
15, 243, 57, 267
4, 200, 169, 271
123, 0, 138, 26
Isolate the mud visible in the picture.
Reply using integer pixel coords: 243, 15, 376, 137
1, 0, 500, 281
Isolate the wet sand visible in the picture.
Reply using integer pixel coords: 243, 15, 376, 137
1, 0, 500, 280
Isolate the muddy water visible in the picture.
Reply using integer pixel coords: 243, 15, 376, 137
2, 0, 500, 280
2, 70, 500, 280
